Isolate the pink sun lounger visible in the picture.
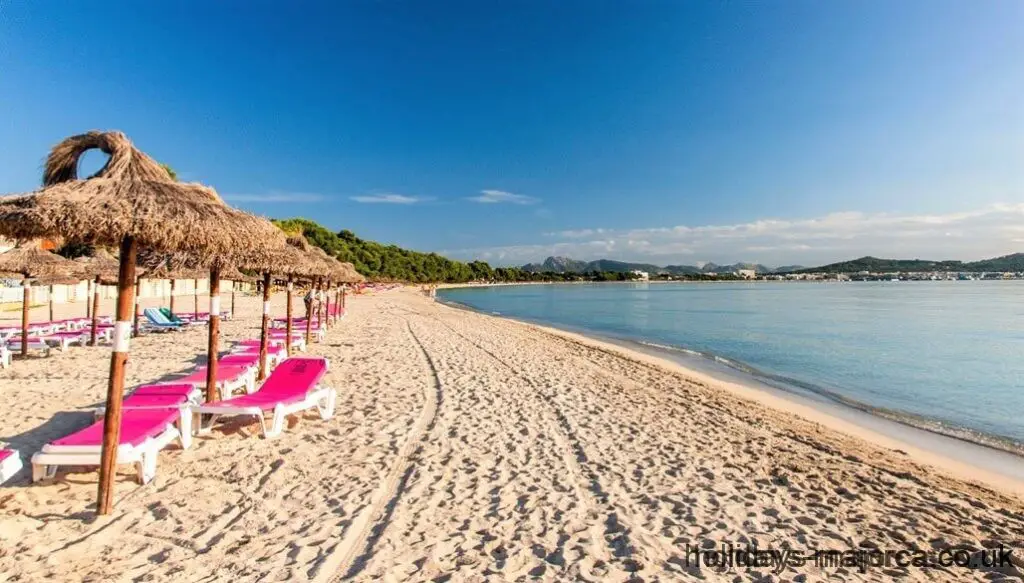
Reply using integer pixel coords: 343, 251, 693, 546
192, 357, 335, 439
238, 334, 306, 352
229, 344, 288, 369
31, 406, 191, 484
49, 318, 90, 331
0, 324, 54, 340
3, 337, 56, 356
166, 365, 255, 400
0, 449, 22, 484
93, 383, 201, 418
272, 327, 324, 343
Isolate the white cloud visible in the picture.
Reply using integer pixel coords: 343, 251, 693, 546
441, 204, 1024, 267
467, 189, 540, 205
350, 193, 431, 204
225, 192, 326, 203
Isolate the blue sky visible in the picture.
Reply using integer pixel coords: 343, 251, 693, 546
1, 1, 1021, 266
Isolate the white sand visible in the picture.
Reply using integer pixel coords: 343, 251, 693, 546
0, 288, 1021, 581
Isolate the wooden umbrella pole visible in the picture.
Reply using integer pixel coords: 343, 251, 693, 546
97, 235, 138, 515
204, 266, 221, 403
231, 281, 236, 319
90, 275, 101, 346
305, 279, 315, 346
324, 281, 331, 330
86, 279, 92, 319
193, 278, 199, 319
317, 279, 324, 331
169, 279, 176, 315
285, 275, 294, 357
257, 272, 272, 381
342, 288, 346, 309
20, 278, 30, 357
133, 278, 142, 337
48, 285, 54, 323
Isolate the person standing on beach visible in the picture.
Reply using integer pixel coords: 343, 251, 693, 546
303, 287, 315, 316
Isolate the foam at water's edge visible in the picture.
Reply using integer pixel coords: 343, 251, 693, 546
638, 341, 1024, 458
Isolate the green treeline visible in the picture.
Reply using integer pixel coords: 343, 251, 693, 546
273, 218, 527, 283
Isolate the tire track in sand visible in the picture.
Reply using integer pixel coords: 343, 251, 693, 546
318, 320, 441, 583
404, 307, 644, 578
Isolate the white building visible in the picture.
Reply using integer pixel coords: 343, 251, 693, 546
736, 269, 756, 279
630, 270, 650, 281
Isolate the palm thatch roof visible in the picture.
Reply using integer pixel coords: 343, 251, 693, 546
336, 262, 366, 283
221, 265, 257, 283
35, 274, 84, 286
248, 233, 319, 278
74, 247, 120, 283
0, 240, 83, 279
0, 131, 285, 262
136, 248, 206, 280
307, 247, 337, 279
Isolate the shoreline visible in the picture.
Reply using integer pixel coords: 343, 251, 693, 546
436, 293, 1024, 498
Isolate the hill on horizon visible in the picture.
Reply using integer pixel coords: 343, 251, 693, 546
521, 256, 791, 275
794, 253, 1024, 274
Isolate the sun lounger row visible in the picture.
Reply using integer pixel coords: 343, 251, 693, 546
0, 318, 103, 339
27, 347, 332, 486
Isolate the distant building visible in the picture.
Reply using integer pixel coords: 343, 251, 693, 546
630, 270, 650, 281
736, 269, 756, 279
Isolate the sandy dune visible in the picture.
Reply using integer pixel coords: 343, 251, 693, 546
0, 288, 1022, 582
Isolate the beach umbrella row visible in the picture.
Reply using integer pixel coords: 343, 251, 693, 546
0, 130, 367, 515
0, 130, 284, 514
0, 241, 83, 357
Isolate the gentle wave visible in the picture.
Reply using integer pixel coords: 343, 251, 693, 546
635, 339, 1024, 457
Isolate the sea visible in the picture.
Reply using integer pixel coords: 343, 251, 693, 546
439, 281, 1024, 466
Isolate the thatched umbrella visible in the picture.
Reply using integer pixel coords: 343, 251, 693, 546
301, 247, 336, 343
139, 244, 287, 408
322, 261, 359, 314
279, 234, 318, 357
0, 240, 82, 356
0, 131, 283, 514
243, 237, 315, 379
75, 247, 119, 345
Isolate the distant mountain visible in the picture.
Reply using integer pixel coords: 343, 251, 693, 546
701, 262, 773, 274
797, 253, 1024, 274
522, 256, 589, 273
585, 259, 664, 274
519, 252, 1024, 277
521, 256, 782, 275
663, 264, 703, 275
966, 253, 1024, 272
772, 265, 806, 274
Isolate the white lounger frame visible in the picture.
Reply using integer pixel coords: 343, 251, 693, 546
193, 385, 336, 439
0, 451, 22, 484
0, 345, 10, 369
4, 339, 53, 356
31, 407, 191, 485
165, 367, 256, 401
265, 335, 308, 352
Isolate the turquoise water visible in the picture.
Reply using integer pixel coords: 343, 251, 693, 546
440, 282, 1024, 454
